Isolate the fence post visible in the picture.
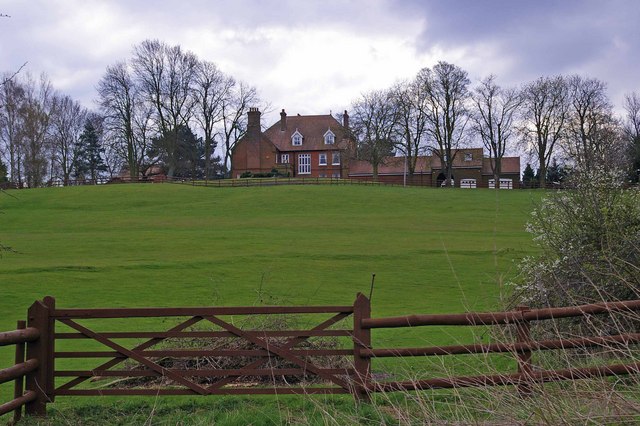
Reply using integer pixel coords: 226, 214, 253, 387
24, 297, 55, 417
353, 293, 371, 402
13, 320, 26, 423
515, 305, 533, 397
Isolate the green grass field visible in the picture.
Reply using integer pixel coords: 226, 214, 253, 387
1, 184, 543, 424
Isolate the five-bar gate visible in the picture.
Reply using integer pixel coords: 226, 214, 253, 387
3, 293, 640, 420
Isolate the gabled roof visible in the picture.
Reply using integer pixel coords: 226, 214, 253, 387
263, 114, 351, 152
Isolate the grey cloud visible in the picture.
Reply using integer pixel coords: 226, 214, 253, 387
2, 0, 638, 114
390, 0, 640, 105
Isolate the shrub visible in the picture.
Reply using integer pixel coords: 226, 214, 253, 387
512, 166, 640, 335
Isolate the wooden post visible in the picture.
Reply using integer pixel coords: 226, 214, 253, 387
353, 293, 371, 402
24, 297, 54, 417
43, 296, 56, 402
13, 320, 26, 424
515, 305, 533, 397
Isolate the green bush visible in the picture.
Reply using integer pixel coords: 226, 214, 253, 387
512, 166, 640, 334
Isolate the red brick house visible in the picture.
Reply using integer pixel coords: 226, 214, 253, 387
231, 108, 355, 179
349, 148, 521, 188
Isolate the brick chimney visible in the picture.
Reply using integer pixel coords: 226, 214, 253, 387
247, 107, 261, 140
343, 110, 349, 128
280, 109, 287, 131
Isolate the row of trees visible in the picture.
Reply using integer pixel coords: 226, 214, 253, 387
349, 61, 640, 187
0, 74, 107, 187
3, 50, 639, 187
0, 39, 261, 187
97, 39, 260, 180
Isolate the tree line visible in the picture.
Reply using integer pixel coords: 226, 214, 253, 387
0, 73, 106, 187
0, 39, 261, 187
349, 61, 640, 187
2, 46, 639, 187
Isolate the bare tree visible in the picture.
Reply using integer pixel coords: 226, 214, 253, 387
0, 77, 26, 184
218, 79, 259, 174
564, 75, 621, 171
417, 61, 471, 187
472, 75, 522, 186
623, 92, 640, 182
392, 79, 429, 178
519, 76, 569, 187
20, 74, 56, 187
49, 94, 87, 185
98, 61, 153, 179
133, 40, 198, 177
193, 60, 231, 179
350, 89, 398, 181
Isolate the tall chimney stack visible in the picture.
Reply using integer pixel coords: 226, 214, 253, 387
280, 109, 287, 131
247, 107, 261, 140
342, 110, 349, 128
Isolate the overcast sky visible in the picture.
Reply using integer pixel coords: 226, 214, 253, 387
1, 0, 639, 124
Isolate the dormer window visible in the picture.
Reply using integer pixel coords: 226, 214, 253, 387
324, 129, 335, 145
291, 130, 303, 146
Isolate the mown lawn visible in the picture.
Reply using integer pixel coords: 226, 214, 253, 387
1, 183, 542, 423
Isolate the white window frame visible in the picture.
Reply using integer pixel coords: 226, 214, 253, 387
291, 130, 303, 146
332, 152, 341, 165
490, 178, 513, 189
319, 153, 327, 166
464, 153, 473, 161
499, 178, 513, 189
280, 153, 289, 164
324, 129, 335, 145
298, 154, 311, 174
460, 178, 476, 188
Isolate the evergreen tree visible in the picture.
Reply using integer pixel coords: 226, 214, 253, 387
151, 125, 204, 178
546, 158, 568, 184
75, 120, 106, 182
522, 163, 535, 187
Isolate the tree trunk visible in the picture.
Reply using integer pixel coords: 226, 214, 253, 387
445, 166, 453, 187
538, 152, 547, 188
493, 157, 502, 190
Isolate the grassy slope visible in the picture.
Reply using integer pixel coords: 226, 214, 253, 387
1, 184, 541, 422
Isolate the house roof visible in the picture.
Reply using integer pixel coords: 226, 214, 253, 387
430, 148, 484, 169
348, 153, 521, 176
482, 157, 520, 175
349, 156, 432, 175
263, 114, 351, 152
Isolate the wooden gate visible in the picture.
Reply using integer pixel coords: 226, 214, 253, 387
3, 294, 640, 420
10, 295, 371, 416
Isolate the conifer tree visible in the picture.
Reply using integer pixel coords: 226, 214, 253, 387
75, 120, 106, 182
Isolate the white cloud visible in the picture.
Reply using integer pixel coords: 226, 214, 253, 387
2, 0, 638, 121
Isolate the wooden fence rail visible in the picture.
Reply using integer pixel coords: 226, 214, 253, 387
2, 293, 640, 419
0, 320, 40, 423
362, 298, 640, 397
